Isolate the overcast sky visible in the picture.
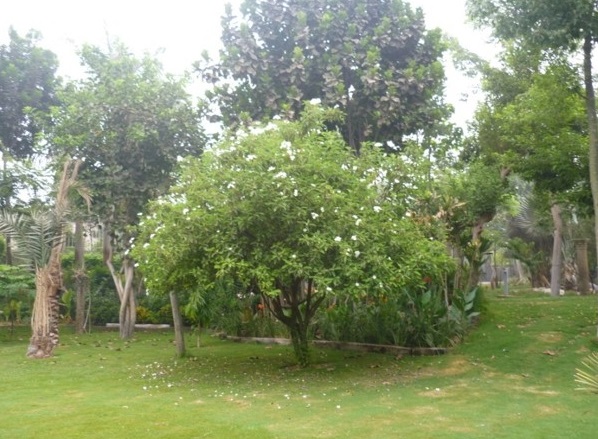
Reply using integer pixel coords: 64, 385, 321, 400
1, 0, 497, 127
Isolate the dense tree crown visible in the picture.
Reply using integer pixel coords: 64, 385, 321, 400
0, 28, 59, 159
49, 43, 205, 232
199, 0, 450, 152
133, 106, 453, 364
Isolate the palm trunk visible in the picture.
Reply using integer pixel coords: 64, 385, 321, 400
74, 220, 88, 333
583, 35, 598, 285
27, 264, 62, 358
550, 204, 563, 297
27, 160, 82, 358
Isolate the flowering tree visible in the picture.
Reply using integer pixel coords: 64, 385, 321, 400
133, 105, 452, 366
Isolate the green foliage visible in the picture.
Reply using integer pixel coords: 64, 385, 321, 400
61, 250, 119, 325
0, 208, 62, 269
0, 28, 59, 160
0, 264, 35, 324
467, 0, 594, 50
200, 0, 450, 151
134, 106, 453, 364
47, 42, 206, 240
59, 289, 74, 322
316, 287, 481, 347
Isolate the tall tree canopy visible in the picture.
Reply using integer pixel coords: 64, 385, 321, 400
47, 43, 206, 338
199, 0, 450, 152
467, 0, 598, 277
0, 28, 58, 160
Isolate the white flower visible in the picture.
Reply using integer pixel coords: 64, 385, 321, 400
267, 166, 276, 172
281, 140, 292, 149
291, 254, 297, 259
387, 140, 398, 150
320, 207, 325, 212
348, 84, 355, 100
274, 171, 287, 179
227, 181, 236, 189
373, 205, 382, 213
354, 251, 361, 257
246, 154, 257, 161
326, 286, 332, 292
293, 189, 299, 197
143, 243, 150, 249
355, 218, 362, 226
334, 236, 342, 242
309, 98, 321, 105
273, 114, 282, 120
355, 282, 360, 287
374, 142, 383, 147
351, 235, 357, 241
149, 233, 155, 239
311, 212, 319, 220
182, 208, 189, 215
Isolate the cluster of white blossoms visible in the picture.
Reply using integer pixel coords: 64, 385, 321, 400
280, 140, 296, 161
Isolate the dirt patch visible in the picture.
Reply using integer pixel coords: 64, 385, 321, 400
537, 332, 563, 343
403, 405, 439, 416
439, 357, 472, 376
513, 386, 559, 396
535, 405, 561, 415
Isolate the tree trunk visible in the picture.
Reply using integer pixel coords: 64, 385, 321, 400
27, 160, 82, 358
27, 265, 62, 358
263, 278, 325, 367
550, 204, 563, 297
466, 216, 491, 291
170, 291, 186, 357
290, 325, 310, 367
2, 154, 13, 265
103, 227, 136, 339
583, 35, 598, 285
74, 220, 89, 333
575, 239, 591, 295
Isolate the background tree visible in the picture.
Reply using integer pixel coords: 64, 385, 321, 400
199, 0, 450, 152
467, 0, 598, 282
0, 28, 59, 263
473, 47, 589, 295
47, 43, 206, 339
133, 105, 453, 366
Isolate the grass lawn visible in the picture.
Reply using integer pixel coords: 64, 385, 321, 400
1, 289, 597, 438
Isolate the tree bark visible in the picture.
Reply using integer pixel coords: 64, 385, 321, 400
103, 227, 136, 339
27, 160, 82, 358
27, 265, 62, 358
170, 291, 186, 357
74, 220, 89, 333
550, 204, 563, 297
263, 278, 325, 367
574, 239, 591, 295
583, 34, 598, 285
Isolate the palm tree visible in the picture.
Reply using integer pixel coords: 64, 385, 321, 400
0, 160, 88, 358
